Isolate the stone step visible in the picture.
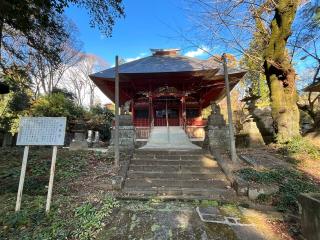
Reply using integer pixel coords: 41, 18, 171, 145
129, 165, 221, 173
126, 171, 226, 180
130, 159, 218, 167
132, 155, 214, 161
121, 187, 236, 201
124, 179, 229, 189
134, 149, 204, 155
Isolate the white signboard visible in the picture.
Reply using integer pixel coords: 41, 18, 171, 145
16, 117, 66, 146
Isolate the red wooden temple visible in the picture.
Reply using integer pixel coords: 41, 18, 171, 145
90, 49, 246, 139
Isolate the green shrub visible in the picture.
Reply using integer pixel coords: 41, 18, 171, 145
31, 93, 85, 119
0, 69, 32, 134
85, 104, 114, 141
281, 136, 320, 159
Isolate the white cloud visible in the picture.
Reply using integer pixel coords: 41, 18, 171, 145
184, 46, 209, 57
123, 52, 147, 63
124, 56, 142, 62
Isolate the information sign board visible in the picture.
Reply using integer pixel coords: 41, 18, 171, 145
16, 117, 66, 146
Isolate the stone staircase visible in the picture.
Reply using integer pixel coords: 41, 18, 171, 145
121, 149, 236, 200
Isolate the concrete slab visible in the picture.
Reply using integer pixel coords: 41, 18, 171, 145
97, 201, 270, 240
141, 126, 201, 150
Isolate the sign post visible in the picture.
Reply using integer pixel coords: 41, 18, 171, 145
46, 145, 58, 213
15, 145, 29, 212
15, 117, 66, 212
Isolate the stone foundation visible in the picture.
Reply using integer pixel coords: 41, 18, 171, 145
205, 103, 230, 152
107, 115, 135, 156
237, 118, 265, 147
70, 132, 88, 150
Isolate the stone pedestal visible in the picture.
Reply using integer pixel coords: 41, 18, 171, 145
205, 103, 230, 152
238, 118, 265, 147
70, 131, 88, 150
107, 115, 135, 156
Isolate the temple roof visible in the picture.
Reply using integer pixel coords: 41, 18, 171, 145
90, 50, 244, 79
91, 55, 221, 79
89, 50, 246, 106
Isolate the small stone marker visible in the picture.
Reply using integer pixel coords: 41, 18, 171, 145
196, 207, 253, 226
16, 117, 66, 213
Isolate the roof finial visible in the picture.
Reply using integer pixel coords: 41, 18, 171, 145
150, 48, 180, 56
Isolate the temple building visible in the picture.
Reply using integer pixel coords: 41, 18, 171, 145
90, 49, 246, 141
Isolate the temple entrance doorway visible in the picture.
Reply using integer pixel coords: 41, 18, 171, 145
153, 96, 181, 126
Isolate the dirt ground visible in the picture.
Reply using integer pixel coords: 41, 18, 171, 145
1, 145, 318, 239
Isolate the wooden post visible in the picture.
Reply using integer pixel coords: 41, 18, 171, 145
45, 146, 57, 213
182, 96, 186, 129
114, 56, 120, 167
15, 145, 29, 212
222, 53, 237, 162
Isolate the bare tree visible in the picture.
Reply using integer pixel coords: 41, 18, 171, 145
185, 0, 315, 142
29, 20, 82, 97
61, 53, 108, 107
63, 67, 87, 105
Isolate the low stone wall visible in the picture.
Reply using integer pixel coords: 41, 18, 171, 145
107, 115, 136, 156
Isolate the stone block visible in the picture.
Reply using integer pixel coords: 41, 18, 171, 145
111, 176, 124, 190
207, 127, 230, 151
119, 115, 133, 126
248, 183, 279, 200
298, 193, 320, 240
69, 140, 88, 150
233, 177, 249, 196
239, 118, 265, 147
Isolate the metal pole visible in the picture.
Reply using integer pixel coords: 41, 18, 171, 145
114, 56, 120, 167
222, 53, 237, 162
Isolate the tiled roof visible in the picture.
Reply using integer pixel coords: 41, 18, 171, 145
90, 54, 244, 79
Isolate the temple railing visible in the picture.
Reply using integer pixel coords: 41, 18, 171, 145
154, 118, 179, 126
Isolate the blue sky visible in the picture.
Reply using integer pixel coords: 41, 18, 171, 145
65, 0, 316, 94
65, 0, 213, 66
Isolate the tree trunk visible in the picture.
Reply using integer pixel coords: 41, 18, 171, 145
0, 17, 3, 67
264, 0, 300, 143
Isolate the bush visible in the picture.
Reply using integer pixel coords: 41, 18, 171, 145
85, 104, 114, 141
0, 68, 32, 134
31, 93, 85, 119
281, 136, 320, 159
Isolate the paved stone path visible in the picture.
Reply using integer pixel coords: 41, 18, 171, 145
97, 201, 272, 240
141, 126, 201, 149
122, 149, 236, 200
